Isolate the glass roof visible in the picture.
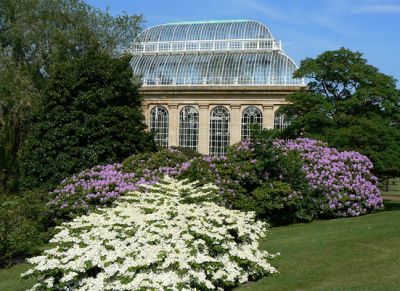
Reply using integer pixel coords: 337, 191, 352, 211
131, 52, 302, 86
137, 20, 273, 42
131, 20, 303, 86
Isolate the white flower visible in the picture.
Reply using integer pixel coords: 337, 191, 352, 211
23, 176, 278, 290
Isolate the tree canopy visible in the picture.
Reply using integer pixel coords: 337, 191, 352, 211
20, 49, 155, 190
0, 0, 146, 192
279, 48, 400, 178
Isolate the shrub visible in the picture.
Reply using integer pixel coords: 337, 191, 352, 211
49, 164, 139, 222
178, 155, 248, 208
23, 177, 278, 290
226, 136, 319, 223
49, 141, 317, 225
275, 138, 383, 216
0, 189, 51, 266
51, 149, 194, 221
238, 181, 318, 226
121, 148, 191, 176
48, 135, 382, 225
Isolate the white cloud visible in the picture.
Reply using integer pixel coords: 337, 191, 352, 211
353, 4, 400, 14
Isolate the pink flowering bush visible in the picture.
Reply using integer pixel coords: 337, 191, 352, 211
274, 138, 383, 217
50, 149, 195, 221
49, 137, 383, 223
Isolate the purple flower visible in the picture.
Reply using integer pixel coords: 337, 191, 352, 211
274, 138, 383, 217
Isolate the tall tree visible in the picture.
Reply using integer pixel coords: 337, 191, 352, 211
279, 48, 400, 179
20, 48, 156, 190
0, 0, 144, 192
0, 0, 143, 87
0, 48, 39, 192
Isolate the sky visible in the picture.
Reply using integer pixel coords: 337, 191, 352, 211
86, 0, 400, 87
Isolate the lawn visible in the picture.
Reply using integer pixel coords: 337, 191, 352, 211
1, 201, 400, 291
0, 263, 35, 291
237, 200, 400, 291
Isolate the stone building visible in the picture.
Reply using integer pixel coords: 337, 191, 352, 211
130, 20, 304, 155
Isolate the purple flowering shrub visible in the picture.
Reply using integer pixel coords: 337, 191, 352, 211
274, 138, 383, 217
49, 137, 383, 223
49, 143, 316, 224
178, 155, 249, 207
228, 137, 320, 225
121, 148, 193, 176
50, 164, 137, 220
50, 149, 194, 220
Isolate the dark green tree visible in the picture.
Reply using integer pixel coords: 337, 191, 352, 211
0, 0, 144, 192
20, 48, 155, 190
279, 48, 400, 179
0, 49, 39, 192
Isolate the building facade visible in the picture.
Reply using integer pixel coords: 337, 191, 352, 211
130, 20, 304, 155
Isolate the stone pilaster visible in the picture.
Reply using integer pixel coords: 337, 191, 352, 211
168, 104, 179, 148
198, 104, 209, 155
230, 105, 241, 145
263, 105, 274, 129
142, 105, 150, 130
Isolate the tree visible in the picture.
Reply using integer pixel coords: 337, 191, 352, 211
20, 48, 156, 190
0, 0, 143, 88
279, 48, 400, 179
0, 0, 144, 192
0, 48, 39, 192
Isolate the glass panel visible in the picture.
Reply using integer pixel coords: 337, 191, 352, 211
215, 42, 228, 51
150, 106, 169, 147
274, 112, 290, 130
209, 106, 230, 156
241, 106, 263, 140
179, 106, 199, 149
230, 41, 242, 50
186, 43, 199, 51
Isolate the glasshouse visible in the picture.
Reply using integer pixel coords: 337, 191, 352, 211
130, 19, 304, 155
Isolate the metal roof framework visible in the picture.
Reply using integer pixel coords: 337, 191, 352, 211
130, 20, 303, 86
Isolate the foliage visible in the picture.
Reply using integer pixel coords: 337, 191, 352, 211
0, 0, 144, 193
23, 177, 278, 290
275, 138, 383, 217
0, 189, 51, 266
0, 49, 40, 193
50, 139, 316, 225
238, 181, 318, 226
122, 147, 190, 176
48, 134, 382, 225
20, 49, 155, 190
278, 48, 400, 179
49, 164, 137, 223
0, 0, 143, 84
224, 132, 318, 224
51, 149, 193, 222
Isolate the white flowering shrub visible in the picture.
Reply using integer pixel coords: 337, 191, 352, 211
23, 176, 278, 290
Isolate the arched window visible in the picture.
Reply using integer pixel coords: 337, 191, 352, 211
179, 106, 199, 150
274, 111, 290, 130
209, 106, 230, 156
241, 106, 263, 140
150, 106, 169, 147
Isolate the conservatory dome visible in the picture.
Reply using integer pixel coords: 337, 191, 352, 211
130, 20, 303, 86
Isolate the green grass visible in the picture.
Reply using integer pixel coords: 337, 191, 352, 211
1, 201, 400, 291
0, 263, 35, 291
237, 200, 400, 290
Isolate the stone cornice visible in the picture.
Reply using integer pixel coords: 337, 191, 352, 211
139, 85, 305, 96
